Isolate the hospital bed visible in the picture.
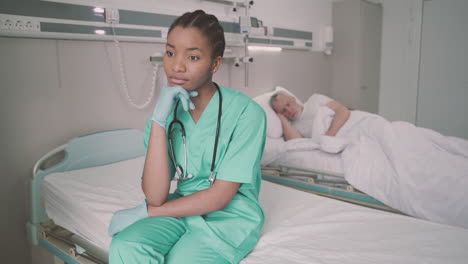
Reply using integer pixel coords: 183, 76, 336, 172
260, 164, 398, 213
256, 86, 468, 229
27, 129, 468, 264
252, 87, 383, 211
260, 140, 392, 212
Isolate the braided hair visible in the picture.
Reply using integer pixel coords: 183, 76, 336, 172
168, 10, 225, 59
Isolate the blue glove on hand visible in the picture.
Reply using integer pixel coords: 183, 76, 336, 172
108, 200, 149, 237
152, 86, 198, 128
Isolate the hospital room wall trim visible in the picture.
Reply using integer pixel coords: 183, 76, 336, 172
0, 1, 100, 22
40, 22, 162, 38
271, 39, 295, 46
273, 27, 313, 40
248, 37, 270, 44
248, 38, 296, 46
0, 0, 314, 48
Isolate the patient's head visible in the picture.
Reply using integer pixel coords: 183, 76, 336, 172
270, 93, 304, 121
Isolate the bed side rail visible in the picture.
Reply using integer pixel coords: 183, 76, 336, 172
262, 165, 402, 214
27, 129, 146, 245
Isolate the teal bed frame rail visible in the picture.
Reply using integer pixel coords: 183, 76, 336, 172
27, 129, 146, 263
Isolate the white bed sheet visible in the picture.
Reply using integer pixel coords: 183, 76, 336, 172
43, 157, 468, 264
269, 149, 344, 176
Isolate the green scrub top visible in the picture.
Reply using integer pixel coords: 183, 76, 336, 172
143, 86, 266, 263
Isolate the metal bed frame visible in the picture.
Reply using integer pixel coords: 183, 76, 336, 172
27, 129, 146, 264
261, 166, 401, 214
27, 129, 400, 264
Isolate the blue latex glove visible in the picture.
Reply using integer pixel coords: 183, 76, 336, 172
108, 201, 148, 237
152, 86, 198, 128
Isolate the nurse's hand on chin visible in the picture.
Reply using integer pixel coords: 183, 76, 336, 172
151, 85, 198, 128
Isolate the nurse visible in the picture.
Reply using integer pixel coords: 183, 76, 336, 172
108, 10, 267, 264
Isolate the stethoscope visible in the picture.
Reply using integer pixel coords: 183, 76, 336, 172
168, 83, 222, 185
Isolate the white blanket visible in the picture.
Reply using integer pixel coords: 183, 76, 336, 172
312, 108, 468, 229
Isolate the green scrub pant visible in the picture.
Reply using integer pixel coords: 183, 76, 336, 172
109, 216, 231, 264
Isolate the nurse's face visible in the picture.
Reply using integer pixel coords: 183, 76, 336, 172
164, 26, 220, 91
272, 94, 303, 121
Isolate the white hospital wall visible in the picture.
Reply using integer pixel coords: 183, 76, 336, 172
328, 0, 424, 119
227, 49, 331, 100
416, 0, 468, 139
330, 0, 361, 110
378, 0, 467, 139
0, 1, 333, 264
330, 0, 383, 112
378, 0, 423, 123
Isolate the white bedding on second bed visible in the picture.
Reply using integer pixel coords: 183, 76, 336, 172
43, 156, 468, 264
269, 149, 344, 175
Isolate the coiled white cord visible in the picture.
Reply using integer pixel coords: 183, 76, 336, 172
108, 24, 159, 110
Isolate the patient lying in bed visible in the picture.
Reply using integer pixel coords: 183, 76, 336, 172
270, 92, 350, 141
257, 87, 468, 230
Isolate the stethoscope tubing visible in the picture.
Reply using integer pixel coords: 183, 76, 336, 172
168, 83, 222, 184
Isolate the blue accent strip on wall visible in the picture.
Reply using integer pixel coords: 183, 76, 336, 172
114, 27, 161, 38
273, 27, 313, 40
119, 10, 176, 28
248, 38, 270, 44
1, 0, 313, 47
271, 39, 294, 46
41, 22, 162, 38
119, 10, 240, 33
220, 21, 240, 34
0, 0, 103, 22
1, 0, 242, 34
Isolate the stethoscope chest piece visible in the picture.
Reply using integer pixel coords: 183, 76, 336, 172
208, 172, 216, 184
173, 164, 193, 181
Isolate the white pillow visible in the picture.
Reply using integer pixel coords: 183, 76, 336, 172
253, 86, 304, 139
274, 86, 304, 105
253, 91, 283, 138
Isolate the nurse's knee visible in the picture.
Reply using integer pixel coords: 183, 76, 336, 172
108, 217, 186, 263
109, 236, 132, 263
109, 235, 126, 254
109, 233, 140, 255
108, 219, 149, 256
109, 222, 149, 261
109, 235, 164, 264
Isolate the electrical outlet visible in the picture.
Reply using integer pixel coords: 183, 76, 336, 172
24, 21, 40, 31
0, 14, 40, 32
5, 19, 13, 29
15, 20, 24, 31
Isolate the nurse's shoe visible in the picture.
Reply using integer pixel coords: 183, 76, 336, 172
108, 200, 148, 237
